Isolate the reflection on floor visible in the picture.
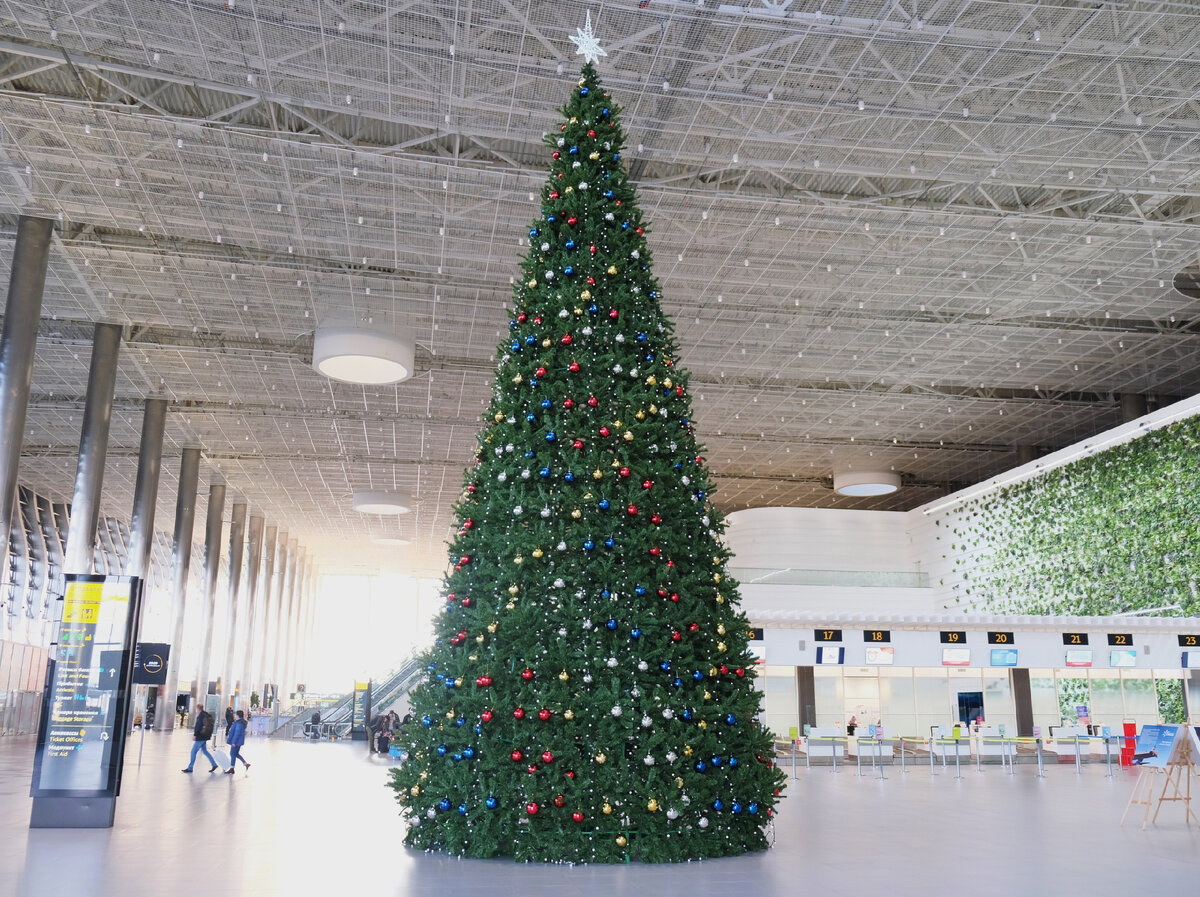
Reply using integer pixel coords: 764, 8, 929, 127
1, 729, 1198, 897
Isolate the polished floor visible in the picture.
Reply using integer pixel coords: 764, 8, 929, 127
1, 730, 1197, 897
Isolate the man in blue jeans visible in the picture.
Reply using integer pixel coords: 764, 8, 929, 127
182, 707, 218, 772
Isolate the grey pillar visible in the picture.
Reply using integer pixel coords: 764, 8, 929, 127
276, 539, 298, 702
194, 480, 226, 708
239, 514, 264, 705
289, 552, 308, 693
62, 323, 122, 574
217, 501, 247, 716
156, 447, 201, 730
254, 525, 277, 702
1011, 668, 1034, 737
1016, 445, 1037, 466
1120, 392, 1148, 422
302, 562, 318, 687
125, 398, 168, 579
268, 531, 289, 704
0, 216, 52, 576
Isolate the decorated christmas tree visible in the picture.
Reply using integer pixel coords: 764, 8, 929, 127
387, 41, 785, 864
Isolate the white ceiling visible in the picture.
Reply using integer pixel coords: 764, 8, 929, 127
1, 0, 1198, 577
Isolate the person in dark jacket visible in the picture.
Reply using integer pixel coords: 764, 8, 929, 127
182, 708, 218, 772
224, 704, 235, 739
225, 710, 251, 774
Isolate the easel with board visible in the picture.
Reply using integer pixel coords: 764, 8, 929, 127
1121, 724, 1200, 830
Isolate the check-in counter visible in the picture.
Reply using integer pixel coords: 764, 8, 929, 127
803, 726, 846, 758
1047, 725, 1095, 756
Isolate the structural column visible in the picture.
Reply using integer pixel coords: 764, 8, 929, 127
0, 216, 52, 575
193, 480, 226, 710
239, 514, 264, 706
157, 447, 201, 730
62, 323, 122, 574
276, 538, 298, 702
125, 398, 168, 579
254, 525, 278, 703
217, 501, 246, 716
267, 531, 289, 706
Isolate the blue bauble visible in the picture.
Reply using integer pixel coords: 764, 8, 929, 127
525, 450, 536, 458
604, 537, 615, 548
509, 320, 517, 330
606, 619, 618, 630
728, 757, 739, 768
601, 589, 611, 599
588, 303, 599, 313
545, 431, 557, 442
630, 628, 642, 639
421, 716, 432, 727
473, 725, 482, 735
672, 678, 683, 688
613, 152, 620, 160
711, 755, 722, 766
713, 799, 724, 811
486, 796, 498, 809
463, 747, 474, 758
541, 398, 552, 409
526, 413, 538, 422
748, 802, 758, 815
649, 290, 659, 299
436, 744, 447, 755
530, 228, 540, 237
569, 145, 579, 154
547, 214, 557, 223
510, 341, 521, 352
439, 798, 451, 811
454, 717, 465, 727
539, 467, 551, 478
436, 673, 445, 681
604, 190, 614, 199
457, 803, 468, 815
598, 499, 610, 510
638, 332, 649, 341
660, 661, 671, 671
583, 539, 594, 551
525, 334, 536, 345
621, 221, 629, 230
695, 760, 707, 772
602, 107, 609, 115
445, 680, 455, 689
725, 713, 737, 725
565, 239, 576, 249
635, 585, 646, 595
682, 708, 692, 719
452, 753, 462, 762
580, 87, 589, 96
732, 802, 743, 814
564, 471, 576, 483
692, 670, 704, 681
564, 266, 574, 275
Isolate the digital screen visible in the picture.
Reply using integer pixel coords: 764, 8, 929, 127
1110, 649, 1137, 668
989, 648, 1018, 667
748, 627, 764, 641
1065, 649, 1093, 667
942, 648, 971, 666
1182, 652, 1200, 669
1107, 633, 1132, 647
1063, 633, 1089, 646
31, 576, 141, 798
865, 646, 894, 665
816, 646, 844, 665
987, 631, 1014, 645
940, 631, 966, 644
864, 630, 890, 643
814, 629, 842, 642
1179, 634, 1199, 648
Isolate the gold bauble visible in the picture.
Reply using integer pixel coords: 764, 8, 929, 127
528, 279, 538, 288
623, 431, 634, 441
508, 585, 519, 595
649, 404, 658, 414
607, 265, 618, 275
581, 289, 592, 300
476, 634, 485, 643
454, 678, 463, 687
532, 548, 544, 559
593, 469, 603, 479
635, 410, 645, 421
647, 799, 658, 812
445, 710, 455, 719
574, 307, 583, 315
616, 836, 627, 847
589, 151, 600, 160
714, 573, 723, 584
703, 691, 712, 701
614, 420, 623, 428
512, 374, 523, 384
505, 601, 516, 611
410, 785, 420, 796
564, 709, 574, 720
646, 375, 657, 385
571, 509, 582, 519
602, 802, 613, 815
494, 412, 504, 423
420, 770, 429, 780
699, 720, 708, 729
514, 555, 523, 565
676, 777, 684, 788
541, 338, 552, 348
717, 641, 727, 653
468, 654, 477, 661
663, 378, 673, 388
709, 667, 719, 677
564, 186, 574, 194
595, 752, 607, 764
683, 745, 693, 756
487, 622, 497, 633
717, 623, 726, 636
559, 670, 570, 681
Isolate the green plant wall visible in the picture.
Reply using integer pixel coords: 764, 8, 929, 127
944, 414, 1200, 616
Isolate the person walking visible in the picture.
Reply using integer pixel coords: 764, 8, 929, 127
224, 704, 235, 740
182, 706, 218, 773
225, 710, 251, 774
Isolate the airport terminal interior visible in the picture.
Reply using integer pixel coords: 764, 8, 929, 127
2, 2, 1200, 894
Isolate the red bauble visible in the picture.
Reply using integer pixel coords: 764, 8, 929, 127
549, 190, 559, 199
589, 245, 597, 255
642, 479, 653, 489
535, 366, 547, 377
572, 811, 585, 823
587, 396, 598, 407
649, 547, 661, 557
476, 675, 492, 687
534, 315, 543, 324
527, 802, 540, 815
517, 313, 527, 323
609, 309, 618, 319
689, 623, 700, 632
650, 514, 662, 525
636, 227, 644, 235
735, 668, 745, 677
627, 504, 638, 515
567, 216, 578, 226
569, 361, 580, 372
587, 129, 596, 138
461, 519, 473, 530
542, 750, 554, 763
514, 707, 526, 719
669, 592, 679, 603
552, 151, 560, 160
521, 668, 534, 680
563, 398, 575, 409
527, 765, 539, 774
656, 588, 667, 598
586, 276, 596, 285
481, 710, 494, 722
511, 749, 523, 761
461, 597, 472, 607
599, 426, 611, 437
572, 439, 584, 450
466, 484, 476, 493
619, 467, 631, 477
538, 708, 552, 721
671, 631, 682, 642
719, 664, 729, 675
566, 769, 576, 779
561, 334, 573, 345
553, 794, 565, 807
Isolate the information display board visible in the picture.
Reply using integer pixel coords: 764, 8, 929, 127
30, 576, 142, 798
1130, 724, 1183, 768
865, 646, 895, 665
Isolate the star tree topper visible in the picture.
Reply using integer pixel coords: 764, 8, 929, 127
570, 11, 608, 65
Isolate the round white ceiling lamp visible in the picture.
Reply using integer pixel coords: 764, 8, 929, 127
312, 325, 415, 385
352, 491, 412, 515
833, 470, 901, 496
371, 536, 411, 547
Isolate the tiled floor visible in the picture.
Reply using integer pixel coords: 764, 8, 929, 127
1, 731, 1197, 897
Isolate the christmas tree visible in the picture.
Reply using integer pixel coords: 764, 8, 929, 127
387, 56, 786, 864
